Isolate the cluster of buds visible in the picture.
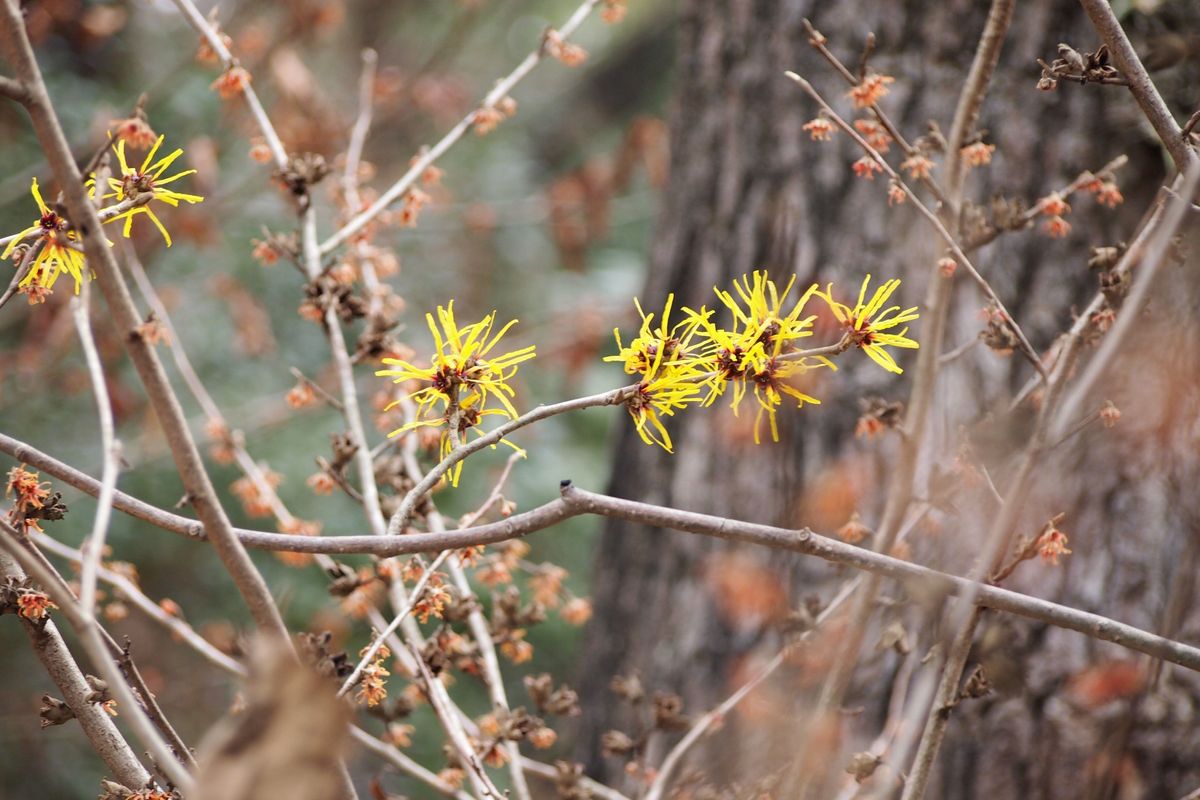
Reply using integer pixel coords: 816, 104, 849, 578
855, 396, 904, 438
229, 467, 282, 518
210, 65, 251, 99
5, 465, 67, 533
250, 230, 299, 267
1039, 191, 1072, 238
356, 642, 392, 708
543, 28, 588, 67
472, 96, 518, 136
978, 304, 1018, 355
1038, 43, 1120, 91
601, 0, 627, 24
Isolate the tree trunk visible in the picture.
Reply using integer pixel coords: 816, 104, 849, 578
577, 0, 1200, 797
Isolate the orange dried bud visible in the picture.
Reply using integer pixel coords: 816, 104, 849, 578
20, 284, 52, 305
6, 466, 51, 514
328, 261, 357, 285
483, 743, 510, 768
1039, 192, 1071, 217
135, 316, 169, 347
1042, 215, 1071, 238
1094, 180, 1123, 208
355, 661, 390, 707
306, 471, 337, 495
196, 31, 233, 65
383, 722, 414, 747
851, 156, 882, 180
1099, 400, 1120, 428
251, 239, 281, 265
900, 154, 935, 180
437, 768, 466, 789
476, 561, 512, 587
530, 726, 558, 749
960, 141, 995, 168
421, 165, 443, 187
837, 512, 871, 544
473, 106, 505, 136
887, 182, 906, 206
853, 118, 892, 153
847, 72, 894, 108
103, 601, 129, 622
16, 590, 56, 620
558, 42, 588, 67
802, 117, 836, 141
561, 596, 593, 625
1037, 527, 1072, 565
601, 0, 627, 23
413, 579, 451, 623
286, 381, 316, 409
248, 139, 273, 164
297, 300, 324, 323
500, 630, 533, 664
855, 415, 884, 438
496, 96, 518, 117
211, 66, 251, 99
937, 256, 958, 278
110, 116, 157, 150
158, 598, 183, 618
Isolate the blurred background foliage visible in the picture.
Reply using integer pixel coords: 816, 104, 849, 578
0, 0, 672, 794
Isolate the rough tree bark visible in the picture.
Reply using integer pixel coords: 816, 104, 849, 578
577, 1, 1200, 797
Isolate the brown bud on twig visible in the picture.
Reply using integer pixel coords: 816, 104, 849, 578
39, 694, 75, 728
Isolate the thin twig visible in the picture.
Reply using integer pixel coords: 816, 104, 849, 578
33, 533, 245, 676
0, 547, 152, 790
320, 0, 602, 253
337, 549, 453, 698
0, 0, 290, 639
289, 366, 344, 410
166, 0, 289, 170
784, 70, 1044, 377
0, 237, 43, 311
1051, 164, 1200, 438
0, 522, 194, 792
70, 282, 121, 620
387, 384, 638, 534
800, 19, 948, 207
409, 641, 505, 799
1078, 0, 1199, 174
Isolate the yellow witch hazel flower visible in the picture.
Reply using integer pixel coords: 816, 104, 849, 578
376, 302, 536, 485
695, 270, 835, 443
605, 294, 710, 452
607, 270, 920, 450
817, 275, 919, 374
1, 178, 89, 299
88, 134, 204, 246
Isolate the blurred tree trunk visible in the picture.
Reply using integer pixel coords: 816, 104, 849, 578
576, 0, 1200, 797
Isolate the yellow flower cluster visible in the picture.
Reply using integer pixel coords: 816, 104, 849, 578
2, 133, 203, 302
608, 271, 918, 449
376, 302, 536, 485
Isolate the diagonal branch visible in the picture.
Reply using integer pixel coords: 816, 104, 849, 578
1078, 0, 1199, 174
319, 0, 602, 253
0, 0, 289, 641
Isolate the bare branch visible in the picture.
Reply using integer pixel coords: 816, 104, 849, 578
784, 70, 1045, 377
0, 548, 152, 790
1051, 164, 1200, 438
0, 523, 194, 792
0, 0, 290, 640
388, 384, 638, 534
166, 0, 289, 170
70, 283, 121, 620
320, 0, 602, 253
1078, 0, 1199, 174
